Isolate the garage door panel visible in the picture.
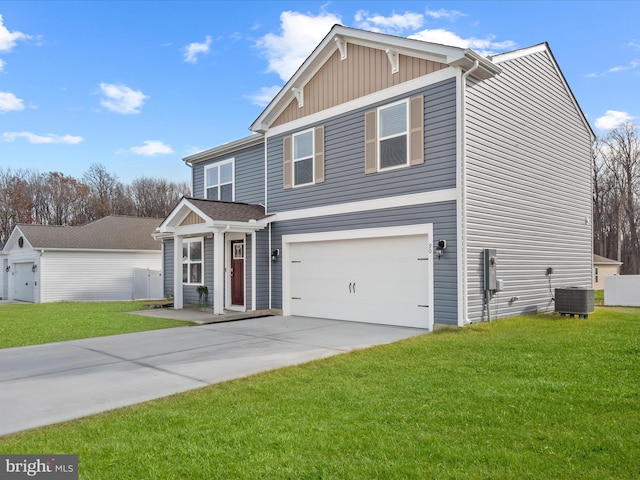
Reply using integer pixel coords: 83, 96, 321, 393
288, 234, 430, 329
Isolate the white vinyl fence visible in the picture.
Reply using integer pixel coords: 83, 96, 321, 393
604, 275, 640, 306
133, 268, 163, 300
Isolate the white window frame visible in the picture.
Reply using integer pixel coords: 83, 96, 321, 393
292, 128, 315, 188
377, 98, 409, 172
182, 237, 204, 285
204, 158, 235, 201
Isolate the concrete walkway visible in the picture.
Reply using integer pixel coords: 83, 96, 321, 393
0, 316, 427, 437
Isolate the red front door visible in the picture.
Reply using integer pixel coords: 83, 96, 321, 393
231, 241, 245, 306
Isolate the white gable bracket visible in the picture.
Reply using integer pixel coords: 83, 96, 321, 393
291, 87, 304, 108
385, 48, 399, 74
334, 36, 347, 60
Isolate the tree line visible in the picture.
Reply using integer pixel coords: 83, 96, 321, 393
593, 121, 640, 274
0, 163, 190, 244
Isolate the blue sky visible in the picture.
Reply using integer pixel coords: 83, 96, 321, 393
1, 1, 638, 185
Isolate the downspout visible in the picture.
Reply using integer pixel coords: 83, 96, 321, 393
460, 60, 479, 325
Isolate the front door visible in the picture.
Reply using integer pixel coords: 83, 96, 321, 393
230, 241, 244, 306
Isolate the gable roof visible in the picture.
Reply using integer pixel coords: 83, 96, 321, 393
250, 24, 501, 133
491, 43, 595, 141
7, 216, 162, 251
183, 198, 270, 222
593, 254, 623, 266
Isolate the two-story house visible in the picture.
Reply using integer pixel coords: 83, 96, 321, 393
154, 25, 594, 330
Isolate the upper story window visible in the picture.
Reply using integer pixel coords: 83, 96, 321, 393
182, 237, 203, 285
293, 129, 314, 187
378, 100, 408, 170
283, 126, 325, 189
365, 95, 424, 174
205, 159, 234, 201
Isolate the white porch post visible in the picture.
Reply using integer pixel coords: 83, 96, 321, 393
173, 235, 183, 310
251, 231, 257, 311
213, 230, 225, 314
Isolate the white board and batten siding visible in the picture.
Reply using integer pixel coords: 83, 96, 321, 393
39, 251, 161, 303
464, 46, 593, 322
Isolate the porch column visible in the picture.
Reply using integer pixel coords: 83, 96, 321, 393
251, 231, 256, 311
173, 235, 183, 310
213, 230, 225, 314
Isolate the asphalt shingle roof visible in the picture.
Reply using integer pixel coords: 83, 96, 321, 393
184, 198, 270, 223
18, 216, 162, 251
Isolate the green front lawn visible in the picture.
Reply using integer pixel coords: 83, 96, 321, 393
1, 307, 638, 479
0, 302, 191, 348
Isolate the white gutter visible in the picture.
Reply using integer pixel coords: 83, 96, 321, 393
459, 59, 479, 326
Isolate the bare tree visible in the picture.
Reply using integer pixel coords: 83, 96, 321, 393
130, 177, 190, 218
0, 168, 33, 244
595, 122, 640, 273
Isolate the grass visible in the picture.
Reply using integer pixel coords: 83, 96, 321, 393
595, 289, 604, 304
0, 302, 191, 348
1, 307, 639, 478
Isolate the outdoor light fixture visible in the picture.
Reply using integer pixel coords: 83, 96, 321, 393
435, 240, 447, 259
32, 264, 38, 273
5, 266, 9, 273
271, 249, 280, 262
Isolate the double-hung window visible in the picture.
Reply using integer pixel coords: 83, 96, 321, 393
205, 159, 234, 201
293, 129, 314, 187
365, 95, 424, 174
182, 237, 203, 285
283, 126, 325, 189
378, 100, 408, 170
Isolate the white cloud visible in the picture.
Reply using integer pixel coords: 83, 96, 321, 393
0, 91, 25, 113
184, 35, 212, 63
354, 10, 424, 34
608, 59, 640, 73
409, 28, 515, 55
2, 131, 83, 144
425, 8, 466, 20
0, 14, 29, 52
98, 82, 148, 114
0, 58, 5, 73
256, 10, 342, 82
246, 85, 282, 107
595, 110, 634, 131
129, 140, 174, 156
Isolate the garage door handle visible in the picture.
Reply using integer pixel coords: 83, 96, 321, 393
353, 282, 356, 293
349, 282, 352, 293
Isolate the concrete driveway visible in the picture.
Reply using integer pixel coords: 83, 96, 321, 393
0, 316, 426, 437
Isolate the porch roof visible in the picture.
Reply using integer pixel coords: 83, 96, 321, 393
155, 197, 272, 237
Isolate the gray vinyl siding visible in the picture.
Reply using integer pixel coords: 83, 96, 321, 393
270, 201, 458, 325
162, 239, 173, 298
192, 143, 265, 204
255, 229, 270, 309
266, 78, 457, 213
465, 49, 593, 322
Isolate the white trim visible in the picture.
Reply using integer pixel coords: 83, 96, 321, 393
281, 223, 434, 331
182, 237, 204, 286
455, 70, 467, 327
204, 158, 235, 202
272, 188, 456, 222
491, 43, 547, 64
264, 68, 457, 138
251, 231, 256, 311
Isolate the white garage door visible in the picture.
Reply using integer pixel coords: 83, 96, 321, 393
14, 262, 35, 303
288, 234, 431, 328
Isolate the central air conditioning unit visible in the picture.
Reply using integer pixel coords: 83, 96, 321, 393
555, 287, 595, 318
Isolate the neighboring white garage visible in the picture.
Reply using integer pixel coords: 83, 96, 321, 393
282, 225, 433, 329
1, 216, 162, 303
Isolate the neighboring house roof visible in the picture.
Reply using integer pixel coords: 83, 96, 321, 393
183, 198, 270, 222
593, 254, 623, 266
8, 216, 162, 251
